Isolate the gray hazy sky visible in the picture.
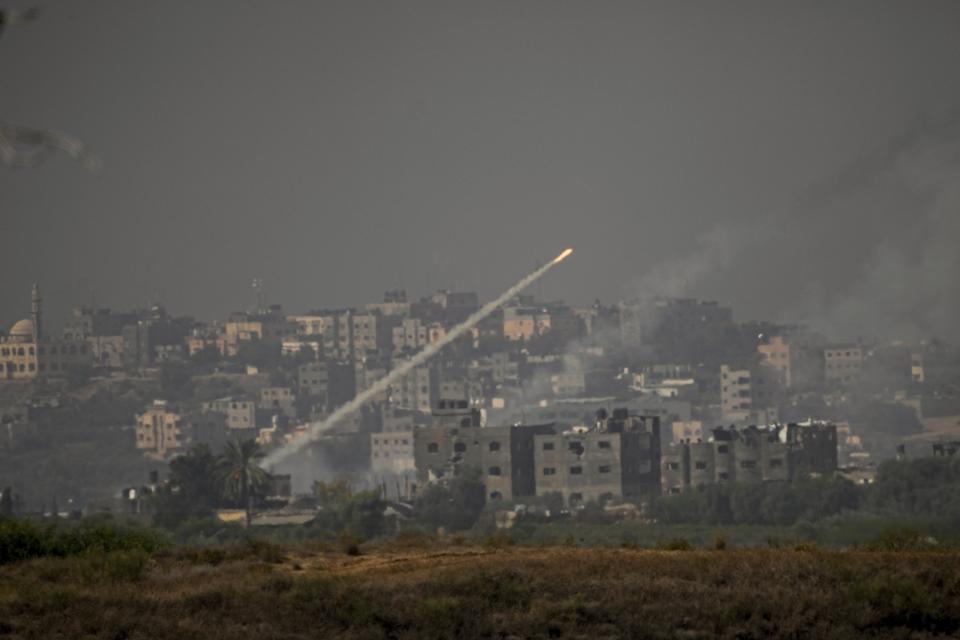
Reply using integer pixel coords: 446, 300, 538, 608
2, 1, 960, 340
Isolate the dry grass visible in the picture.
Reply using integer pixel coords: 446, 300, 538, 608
1, 544, 959, 639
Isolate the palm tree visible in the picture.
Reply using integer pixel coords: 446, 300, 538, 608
217, 438, 270, 528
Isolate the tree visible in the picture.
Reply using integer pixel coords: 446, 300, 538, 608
312, 479, 352, 509
415, 468, 486, 532
340, 491, 386, 539
152, 445, 220, 528
216, 438, 269, 528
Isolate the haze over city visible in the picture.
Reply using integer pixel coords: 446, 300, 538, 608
3, 1, 960, 342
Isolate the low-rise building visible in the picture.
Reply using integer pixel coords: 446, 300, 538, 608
259, 387, 296, 419
202, 396, 256, 431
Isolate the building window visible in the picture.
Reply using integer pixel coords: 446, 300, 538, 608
489, 491, 502, 500
666, 462, 680, 471
769, 459, 784, 468
543, 467, 556, 476
427, 443, 439, 453
488, 466, 502, 476
598, 465, 611, 474
28, 347, 35, 355
740, 460, 757, 469
717, 445, 729, 454
454, 442, 466, 453
598, 440, 611, 449
569, 492, 583, 503
694, 461, 707, 470
570, 466, 583, 475
542, 442, 554, 451
488, 441, 500, 452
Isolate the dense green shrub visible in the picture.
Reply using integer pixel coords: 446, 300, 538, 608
0, 519, 166, 565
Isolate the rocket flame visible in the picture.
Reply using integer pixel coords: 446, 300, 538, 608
261, 246, 574, 469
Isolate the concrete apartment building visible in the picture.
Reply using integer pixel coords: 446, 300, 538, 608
202, 396, 256, 432
412, 420, 554, 503
720, 365, 753, 424
720, 365, 781, 426
292, 309, 398, 361
619, 297, 734, 362
392, 317, 429, 354
534, 410, 661, 506
661, 422, 838, 494
135, 400, 185, 459
503, 305, 552, 341
410, 407, 661, 507
758, 335, 792, 387
671, 420, 706, 442
371, 431, 415, 475
223, 307, 296, 356
391, 363, 433, 412
824, 344, 864, 385
259, 387, 296, 419
297, 362, 329, 399
136, 400, 229, 459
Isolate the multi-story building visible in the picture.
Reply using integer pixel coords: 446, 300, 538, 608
660, 422, 838, 493
297, 362, 329, 399
222, 307, 296, 356
534, 410, 661, 506
824, 344, 864, 386
135, 400, 185, 459
720, 364, 781, 426
503, 305, 552, 341
259, 387, 296, 419
671, 419, 706, 443
62, 306, 138, 341
135, 400, 228, 459
371, 430, 416, 475
392, 317, 429, 355
619, 297, 734, 363
202, 396, 256, 432
391, 362, 432, 412
412, 422, 554, 503
720, 365, 752, 424
758, 335, 792, 387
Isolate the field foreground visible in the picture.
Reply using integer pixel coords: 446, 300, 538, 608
2, 544, 960, 639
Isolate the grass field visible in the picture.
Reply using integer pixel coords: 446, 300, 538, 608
2, 540, 959, 639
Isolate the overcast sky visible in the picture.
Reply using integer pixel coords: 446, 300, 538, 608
2, 1, 960, 340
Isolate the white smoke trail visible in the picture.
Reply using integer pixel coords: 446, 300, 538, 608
261, 247, 574, 468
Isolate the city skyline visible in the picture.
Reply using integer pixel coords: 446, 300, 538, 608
3, 2, 960, 341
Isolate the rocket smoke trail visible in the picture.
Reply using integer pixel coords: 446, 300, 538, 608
261, 247, 574, 469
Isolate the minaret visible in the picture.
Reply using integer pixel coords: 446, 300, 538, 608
31, 282, 42, 341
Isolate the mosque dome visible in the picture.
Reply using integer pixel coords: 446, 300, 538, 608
8, 318, 35, 342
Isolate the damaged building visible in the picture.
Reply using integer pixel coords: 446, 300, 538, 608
661, 421, 838, 493
410, 402, 662, 507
